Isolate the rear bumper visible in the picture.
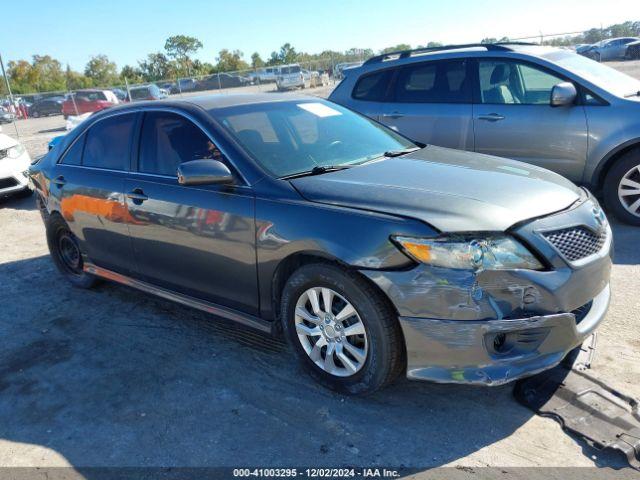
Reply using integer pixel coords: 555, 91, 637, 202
398, 284, 610, 385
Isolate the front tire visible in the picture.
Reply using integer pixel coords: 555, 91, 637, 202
603, 149, 640, 225
281, 263, 404, 395
46, 215, 97, 288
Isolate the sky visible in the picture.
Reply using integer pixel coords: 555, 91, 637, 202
0, 0, 637, 70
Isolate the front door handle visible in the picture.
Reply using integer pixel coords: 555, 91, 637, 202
126, 188, 148, 204
53, 175, 66, 187
381, 112, 404, 119
477, 113, 505, 122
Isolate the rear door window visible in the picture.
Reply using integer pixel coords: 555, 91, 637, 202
393, 60, 470, 103
352, 69, 393, 101
138, 111, 222, 177
82, 113, 135, 170
60, 135, 85, 165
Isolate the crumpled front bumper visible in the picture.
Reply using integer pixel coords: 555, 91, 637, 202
361, 193, 613, 386
398, 284, 610, 385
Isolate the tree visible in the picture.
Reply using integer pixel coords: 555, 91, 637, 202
191, 60, 215, 76
251, 52, 264, 69
215, 49, 249, 72
65, 65, 92, 90
266, 51, 280, 66
138, 52, 173, 81
164, 35, 203, 76
120, 65, 144, 84
278, 43, 297, 64
7, 55, 66, 93
380, 44, 411, 54
84, 54, 119, 86
7, 60, 35, 93
30, 55, 66, 91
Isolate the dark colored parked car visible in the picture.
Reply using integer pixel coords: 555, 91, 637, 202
29, 96, 65, 117
30, 95, 612, 394
195, 73, 250, 92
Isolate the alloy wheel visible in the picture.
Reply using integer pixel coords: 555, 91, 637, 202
294, 287, 368, 377
618, 164, 640, 218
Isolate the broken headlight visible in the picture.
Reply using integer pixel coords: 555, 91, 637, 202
393, 235, 544, 271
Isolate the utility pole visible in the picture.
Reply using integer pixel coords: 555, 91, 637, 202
0, 51, 20, 138
124, 76, 131, 103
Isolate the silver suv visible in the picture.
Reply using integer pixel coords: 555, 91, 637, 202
329, 43, 640, 225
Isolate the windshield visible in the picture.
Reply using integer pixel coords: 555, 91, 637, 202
546, 50, 640, 97
212, 100, 416, 178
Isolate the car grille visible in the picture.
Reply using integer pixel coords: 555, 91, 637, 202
542, 226, 607, 262
0, 177, 18, 190
0, 149, 7, 160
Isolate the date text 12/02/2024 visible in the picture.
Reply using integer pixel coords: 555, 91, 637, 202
232, 468, 401, 478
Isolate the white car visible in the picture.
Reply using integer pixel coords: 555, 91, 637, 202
276, 64, 310, 91
0, 132, 32, 200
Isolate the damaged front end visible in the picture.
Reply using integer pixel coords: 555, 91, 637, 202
362, 193, 613, 386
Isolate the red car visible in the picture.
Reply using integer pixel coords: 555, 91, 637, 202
61, 90, 119, 118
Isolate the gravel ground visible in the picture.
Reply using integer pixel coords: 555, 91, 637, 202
0, 62, 639, 474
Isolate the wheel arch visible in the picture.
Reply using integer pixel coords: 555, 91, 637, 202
269, 251, 400, 330
592, 138, 640, 189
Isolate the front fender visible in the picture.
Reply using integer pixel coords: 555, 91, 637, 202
255, 197, 433, 319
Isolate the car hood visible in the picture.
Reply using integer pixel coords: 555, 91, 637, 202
0, 133, 18, 150
289, 146, 582, 232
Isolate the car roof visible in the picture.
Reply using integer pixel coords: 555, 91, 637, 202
361, 42, 561, 66
181, 93, 314, 109
96, 93, 319, 114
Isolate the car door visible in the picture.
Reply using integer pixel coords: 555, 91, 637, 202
52, 112, 138, 274
617, 38, 638, 58
43, 100, 56, 115
380, 59, 474, 150
472, 58, 588, 181
124, 110, 259, 315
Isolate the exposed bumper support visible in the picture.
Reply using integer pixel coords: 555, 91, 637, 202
398, 284, 610, 386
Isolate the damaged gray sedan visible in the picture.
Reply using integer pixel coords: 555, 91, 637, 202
31, 94, 612, 394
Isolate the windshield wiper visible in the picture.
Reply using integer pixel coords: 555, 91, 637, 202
282, 165, 352, 179
624, 90, 640, 98
383, 146, 421, 157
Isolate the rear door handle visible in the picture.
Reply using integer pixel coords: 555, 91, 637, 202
126, 188, 148, 204
477, 113, 505, 122
382, 112, 404, 119
53, 175, 66, 187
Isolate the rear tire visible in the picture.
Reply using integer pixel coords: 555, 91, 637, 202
46, 215, 97, 288
603, 148, 640, 226
281, 263, 404, 395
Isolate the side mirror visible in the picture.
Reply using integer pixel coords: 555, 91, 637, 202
550, 82, 577, 107
177, 159, 234, 186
